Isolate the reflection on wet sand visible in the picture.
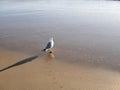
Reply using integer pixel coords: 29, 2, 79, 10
47, 52, 55, 59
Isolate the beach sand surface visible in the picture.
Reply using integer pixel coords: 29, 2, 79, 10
0, 48, 120, 90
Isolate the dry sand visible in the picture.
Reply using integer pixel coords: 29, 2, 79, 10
0, 48, 120, 90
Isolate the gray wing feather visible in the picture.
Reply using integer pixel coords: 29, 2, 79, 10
45, 42, 51, 49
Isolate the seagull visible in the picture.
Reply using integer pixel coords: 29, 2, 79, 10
41, 37, 54, 53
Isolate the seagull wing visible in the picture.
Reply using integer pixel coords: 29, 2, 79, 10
45, 42, 51, 50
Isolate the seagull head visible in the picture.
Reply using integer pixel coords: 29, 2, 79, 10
49, 37, 53, 41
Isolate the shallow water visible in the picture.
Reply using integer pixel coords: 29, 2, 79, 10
0, 0, 120, 71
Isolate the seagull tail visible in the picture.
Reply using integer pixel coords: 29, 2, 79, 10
41, 49, 48, 52
41, 49, 45, 52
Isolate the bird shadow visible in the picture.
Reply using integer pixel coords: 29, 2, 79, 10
0, 55, 39, 72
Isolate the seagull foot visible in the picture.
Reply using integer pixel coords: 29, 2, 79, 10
49, 51, 52, 53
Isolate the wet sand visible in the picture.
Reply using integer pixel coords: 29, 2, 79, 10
0, 48, 120, 90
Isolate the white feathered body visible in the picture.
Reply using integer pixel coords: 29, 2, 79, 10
43, 37, 54, 52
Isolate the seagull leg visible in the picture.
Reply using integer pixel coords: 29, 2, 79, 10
48, 48, 53, 53
49, 51, 52, 53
